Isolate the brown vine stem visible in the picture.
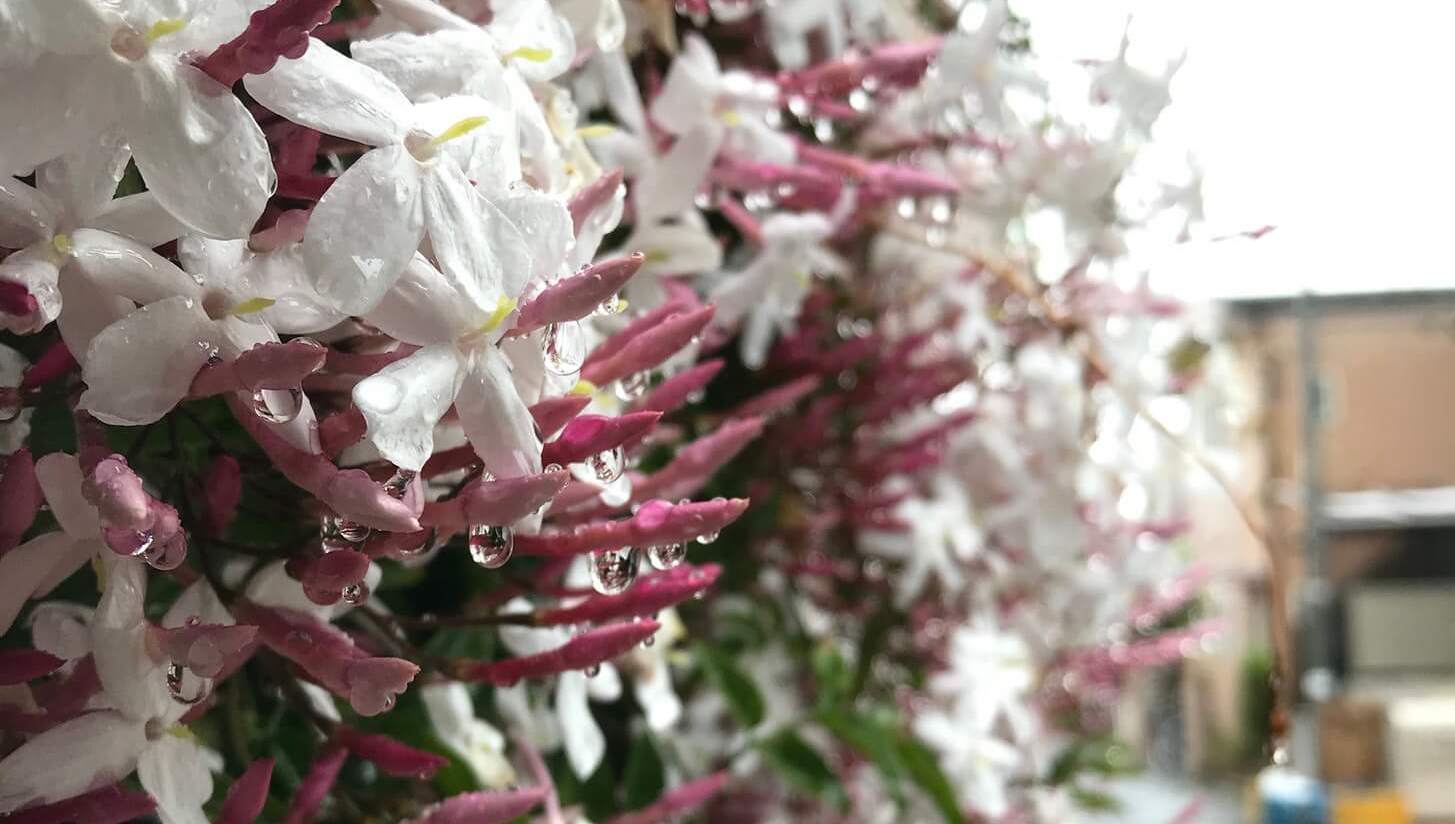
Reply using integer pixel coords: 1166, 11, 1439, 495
876, 214, 1297, 741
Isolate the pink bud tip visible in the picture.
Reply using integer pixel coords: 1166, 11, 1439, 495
84, 455, 150, 530
319, 407, 367, 456
569, 169, 624, 234
0, 648, 64, 685
337, 727, 448, 779
196, 0, 342, 87
286, 548, 371, 605
6, 783, 156, 824
528, 394, 593, 440
422, 468, 570, 531
20, 341, 77, 390
535, 564, 722, 626
203, 454, 243, 537
512, 254, 644, 335
515, 498, 747, 557
0, 447, 42, 555
404, 788, 549, 824
461, 620, 660, 686
603, 772, 731, 824
218, 758, 275, 824
150, 623, 258, 679
541, 411, 661, 467
635, 359, 724, 415
0, 280, 38, 317
283, 745, 348, 824
581, 305, 716, 387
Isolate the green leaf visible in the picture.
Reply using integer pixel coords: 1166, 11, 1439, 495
811, 643, 851, 709
695, 644, 765, 727
852, 608, 897, 698
895, 736, 965, 824
1070, 786, 1121, 811
621, 732, 666, 810
818, 708, 905, 806
756, 729, 843, 807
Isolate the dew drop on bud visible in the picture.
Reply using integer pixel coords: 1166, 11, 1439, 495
598, 472, 632, 507
166, 661, 207, 705
642, 633, 656, 648
696, 530, 719, 545
0, 387, 22, 422
896, 197, 917, 220
251, 386, 304, 424
384, 468, 415, 499
589, 547, 639, 595
588, 445, 625, 484
647, 542, 687, 570
128, 530, 156, 558
322, 514, 369, 547
585, 663, 601, 677
468, 523, 514, 568
848, 88, 871, 112
614, 371, 649, 402
342, 582, 369, 605
543, 321, 586, 376
596, 292, 627, 317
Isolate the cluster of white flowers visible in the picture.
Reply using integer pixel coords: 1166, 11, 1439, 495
0, 0, 1212, 821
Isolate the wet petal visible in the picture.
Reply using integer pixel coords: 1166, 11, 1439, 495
302, 145, 423, 316
126, 64, 272, 239
0, 710, 145, 814
79, 297, 222, 426
353, 344, 466, 472
457, 348, 542, 480
245, 37, 412, 146
137, 733, 213, 824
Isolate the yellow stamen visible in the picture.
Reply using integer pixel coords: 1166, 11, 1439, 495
229, 297, 276, 315
145, 18, 187, 42
576, 124, 617, 139
51, 233, 73, 257
505, 46, 553, 63
90, 553, 107, 591
793, 269, 810, 286
570, 379, 597, 396
167, 725, 196, 740
642, 248, 670, 264
479, 296, 518, 333
427, 116, 491, 149
717, 109, 743, 127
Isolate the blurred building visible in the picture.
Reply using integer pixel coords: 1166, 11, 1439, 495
1225, 290, 1455, 820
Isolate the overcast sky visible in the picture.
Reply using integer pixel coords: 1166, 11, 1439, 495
1016, 0, 1455, 300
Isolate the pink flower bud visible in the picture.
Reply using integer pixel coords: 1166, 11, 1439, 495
19, 341, 77, 390
422, 469, 569, 531
404, 788, 548, 824
634, 360, 723, 416
629, 417, 764, 504
541, 412, 660, 467
529, 394, 593, 440
317, 407, 367, 457
511, 254, 644, 335
194, 339, 327, 397
283, 744, 348, 824
84, 455, 150, 530
203, 454, 243, 537
581, 306, 715, 387
867, 163, 960, 198
197, 0, 341, 86
217, 757, 274, 824
0, 447, 42, 555
285, 549, 371, 605
515, 498, 746, 557
336, 727, 448, 779
603, 772, 730, 824
0, 279, 38, 317
248, 208, 310, 252
149, 622, 258, 679
0, 647, 63, 685
583, 297, 695, 369
236, 601, 418, 716
725, 376, 820, 421
569, 169, 624, 234
460, 620, 659, 686
6, 783, 156, 824
534, 564, 721, 626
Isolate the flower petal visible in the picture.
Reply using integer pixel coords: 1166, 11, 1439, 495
352, 29, 502, 103
56, 264, 132, 361
0, 55, 120, 175
555, 670, 604, 779
34, 451, 101, 539
302, 145, 424, 316
79, 296, 222, 426
0, 532, 87, 636
69, 229, 201, 304
0, 250, 62, 334
0, 178, 56, 248
244, 37, 412, 146
0, 710, 145, 814
457, 348, 542, 479
35, 131, 129, 224
353, 345, 466, 472
125, 64, 273, 239
137, 733, 214, 824
89, 193, 190, 249
92, 555, 170, 722
421, 162, 510, 314
366, 255, 484, 344
632, 121, 722, 225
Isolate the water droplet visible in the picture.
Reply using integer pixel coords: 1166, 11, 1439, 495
252, 387, 304, 424
642, 633, 656, 648
928, 196, 954, 224
585, 663, 601, 677
848, 88, 871, 112
341, 582, 369, 605
380, 694, 396, 711
384, 468, 415, 499
166, 661, 207, 704
787, 95, 809, 119
813, 118, 835, 142
587, 445, 625, 484
322, 515, 370, 548
128, 530, 156, 558
543, 321, 586, 376
468, 523, 514, 568
598, 473, 632, 507
589, 547, 639, 594
896, 197, 918, 220
0, 387, 23, 422
695, 530, 719, 545
596, 292, 627, 317
647, 542, 687, 570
